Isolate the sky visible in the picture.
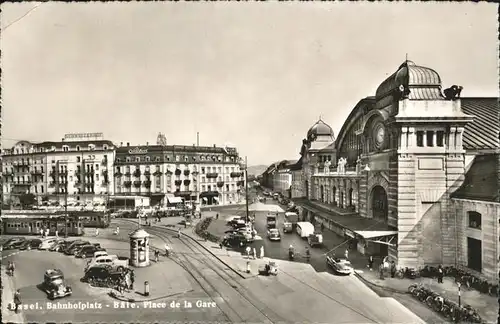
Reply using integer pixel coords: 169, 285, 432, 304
1, 2, 498, 165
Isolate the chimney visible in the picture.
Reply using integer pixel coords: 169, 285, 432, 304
120, 142, 123, 147
213, 144, 216, 148
146, 142, 149, 146
127, 142, 130, 146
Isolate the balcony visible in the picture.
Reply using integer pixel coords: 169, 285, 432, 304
143, 180, 152, 187
31, 170, 43, 176
174, 180, 182, 186
13, 181, 31, 186
183, 179, 191, 186
60, 170, 68, 176
192, 170, 199, 176
230, 172, 242, 178
183, 169, 190, 176
101, 158, 108, 165
18, 161, 30, 167
133, 181, 141, 187
217, 181, 224, 188
84, 169, 95, 174
49, 171, 57, 177
144, 170, 151, 176
153, 170, 162, 176
175, 169, 182, 176
133, 170, 141, 177
49, 181, 56, 187
101, 170, 108, 176
101, 180, 109, 186
237, 180, 245, 186
206, 172, 218, 179
124, 181, 132, 187
124, 172, 131, 176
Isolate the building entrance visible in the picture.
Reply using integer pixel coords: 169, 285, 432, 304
467, 237, 482, 272
371, 185, 388, 222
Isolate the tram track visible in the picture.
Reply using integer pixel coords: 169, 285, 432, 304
115, 219, 287, 323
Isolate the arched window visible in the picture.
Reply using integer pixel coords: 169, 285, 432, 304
467, 211, 481, 229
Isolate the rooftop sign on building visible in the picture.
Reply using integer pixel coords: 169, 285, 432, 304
64, 133, 104, 142
128, 147, 148, 154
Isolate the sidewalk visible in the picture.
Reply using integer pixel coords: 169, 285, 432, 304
1, 266, 27, 323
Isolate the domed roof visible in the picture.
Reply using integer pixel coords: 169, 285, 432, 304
375, 60, 442, 99
307, 119, 334, 139
129, 228, 150, 239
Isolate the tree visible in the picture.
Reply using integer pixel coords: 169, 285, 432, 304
19, 193, 36, 208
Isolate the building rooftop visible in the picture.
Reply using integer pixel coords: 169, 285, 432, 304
461, 97, 499, 151
451, 153, 499, 202
375, 60, 444, 100
307, 119, 334, 140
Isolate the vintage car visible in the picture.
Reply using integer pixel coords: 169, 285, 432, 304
42, 269, 72, 299
64, 241, 90, 255
82, 264, 123, 284
18, 239, 43, 250
267, 228, 281, 241
49, 240, 71, 252
326, 256, 353, 275
2, 237, 27, 250
308, 232, 323, 247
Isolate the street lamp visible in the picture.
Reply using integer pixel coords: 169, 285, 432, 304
457, 282, 461, 307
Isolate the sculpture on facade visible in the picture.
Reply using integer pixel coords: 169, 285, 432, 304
443, 85, 463, 100
356, 156, 362, 174
337, 157, 347, 174
323, 160, 331, 174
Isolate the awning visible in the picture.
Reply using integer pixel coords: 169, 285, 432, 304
355, 230, 398, 247
202, 197, 207, 201
167, 196, 183, 204
213, 197, 219, 201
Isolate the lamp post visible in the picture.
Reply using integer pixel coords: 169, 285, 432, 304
457, 282, 461, 307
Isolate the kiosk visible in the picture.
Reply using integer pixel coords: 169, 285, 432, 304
129, 229, 151, 267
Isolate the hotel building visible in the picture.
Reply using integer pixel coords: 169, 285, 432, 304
2, 133, 115, 207
113, 143, 246, 206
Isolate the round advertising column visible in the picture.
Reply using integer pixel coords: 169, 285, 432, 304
129, 229, 151, 267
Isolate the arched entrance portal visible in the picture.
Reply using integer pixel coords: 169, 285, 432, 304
371, 185, 388, 222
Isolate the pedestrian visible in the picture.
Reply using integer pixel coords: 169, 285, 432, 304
390, 261, 396, 278
55, 230, 59, 238
252, 247, 257, 260
95, 228, 99, 237
130, 270, 135, 290
320, 223, 325, 232
9, 261, 15, 276
154, 250, 159, 262
260, 245, 264, 259
379, 263, 385, 280
437, 265, 444, 283
368, 255, 374, 271
216, 213, 219, 220
344, 248, 349, 260
164, 243, 171, 257
246, 246, 251, 259
13, 289, 22, 313
177, 228, 181, 238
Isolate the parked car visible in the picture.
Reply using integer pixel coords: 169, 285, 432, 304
81, 264, 123, 283
85, 254, 129, 272
75, 245, 105, 258
18, 239, 43, 250
326, 256, 353, 275
2, 237, 27, 250
64, 241, 90, 255
42, 269, 72, 299
226, 215, 242, 226
49, 240, 70, 252
267, 228, 281, 241
39, 238, 59, 250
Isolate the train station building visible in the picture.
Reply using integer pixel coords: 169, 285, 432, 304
292, 60, 499, 283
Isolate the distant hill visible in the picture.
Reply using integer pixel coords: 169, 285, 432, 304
246, 165, 268, 176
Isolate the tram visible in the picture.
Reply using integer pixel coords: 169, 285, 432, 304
1, 214, 84, 236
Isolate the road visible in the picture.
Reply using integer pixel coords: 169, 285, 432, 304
207, 193, 450, 324
114, 218, 428, 324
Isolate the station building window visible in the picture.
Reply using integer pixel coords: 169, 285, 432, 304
416, 131, 424, 147
468, 211, 481, 229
